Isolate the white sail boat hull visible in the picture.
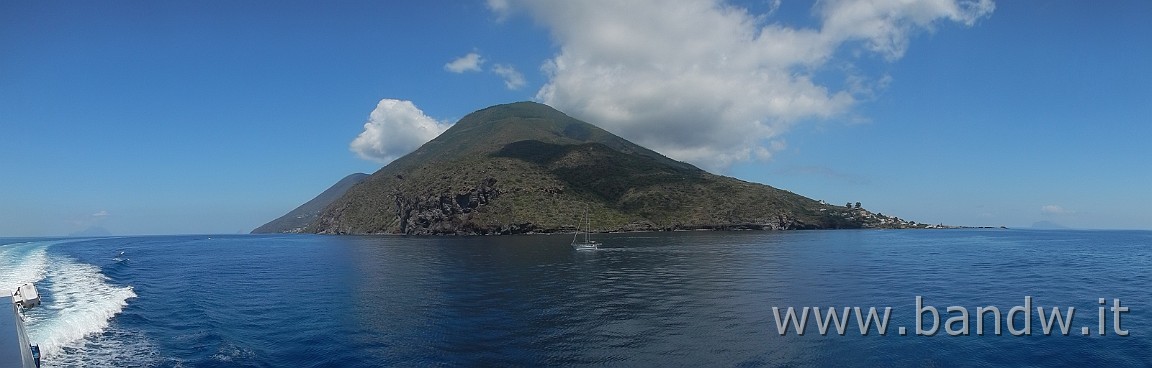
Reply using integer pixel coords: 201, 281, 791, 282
572, 241, 598, 251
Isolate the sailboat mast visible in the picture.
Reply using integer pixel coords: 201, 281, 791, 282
573, 208, 579, 243
584, 211, 589, 243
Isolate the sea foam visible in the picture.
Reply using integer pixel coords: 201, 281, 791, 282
2, 240, 140, 364
0, 241, 51, 293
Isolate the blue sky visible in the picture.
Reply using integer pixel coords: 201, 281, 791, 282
1, 0, 1148, 236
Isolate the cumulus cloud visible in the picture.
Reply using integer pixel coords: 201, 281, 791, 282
92, 210, 110, 217
444, 52, 484, 73
492, 64, 527, 90
350, 99, 451, 164
490, 0, 994, 171
819, 0, 996, 60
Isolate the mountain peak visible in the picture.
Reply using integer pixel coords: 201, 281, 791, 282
385, 101, 698, 177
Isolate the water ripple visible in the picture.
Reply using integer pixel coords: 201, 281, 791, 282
6, 230, 1148, 367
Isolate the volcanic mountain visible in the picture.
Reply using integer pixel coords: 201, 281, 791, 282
256, 101, 909, 235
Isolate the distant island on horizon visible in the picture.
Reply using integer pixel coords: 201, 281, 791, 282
255, 102, 945, 235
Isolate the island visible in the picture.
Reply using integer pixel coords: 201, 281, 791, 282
254, 102, 936, 235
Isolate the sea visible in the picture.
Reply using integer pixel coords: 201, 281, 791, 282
1, 229, 1150, 367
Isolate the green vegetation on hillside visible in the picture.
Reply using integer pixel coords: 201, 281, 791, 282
281, 101, 923, 235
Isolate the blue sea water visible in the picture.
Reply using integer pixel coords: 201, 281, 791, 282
1, 229, 1150, 367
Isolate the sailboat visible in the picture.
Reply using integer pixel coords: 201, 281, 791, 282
571, 210, 599, 251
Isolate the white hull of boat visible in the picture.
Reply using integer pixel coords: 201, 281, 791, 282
572, 242, 598, 251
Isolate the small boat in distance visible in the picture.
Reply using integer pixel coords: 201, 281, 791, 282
572, 210, 599, 251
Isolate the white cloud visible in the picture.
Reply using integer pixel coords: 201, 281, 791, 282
766, 0, 782, 16
92, 210, 109, 217
446, 52, 527, 90
490, 0, 994, 171
487, 0, 511, 18
444, 52, 484, 73
492, 64, 526, 90
818, 0, 995, 60
1041, 205, 1073, 215
350, 99, 451, 164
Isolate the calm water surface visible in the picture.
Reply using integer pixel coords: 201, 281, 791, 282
1, 230, 1150, 367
